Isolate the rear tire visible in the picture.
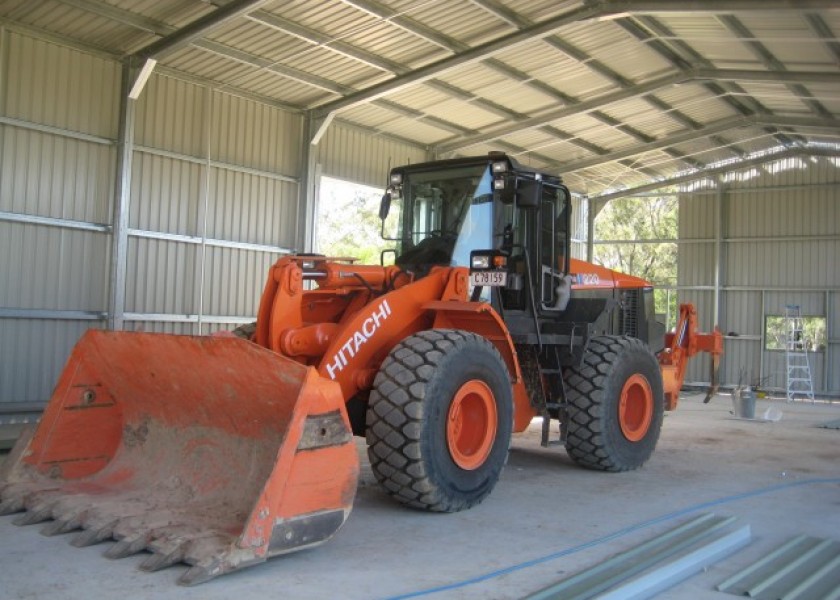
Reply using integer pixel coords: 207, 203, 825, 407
564, 335, 664, 472
366, 330, 513, 512
232, 322, 256, 341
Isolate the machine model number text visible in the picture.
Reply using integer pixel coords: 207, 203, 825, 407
575, 273, 601, 285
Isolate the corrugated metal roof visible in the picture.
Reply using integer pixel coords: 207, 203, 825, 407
602, 99, 687, 139
331, 102, 400, 129
375, 117, 453, 144
403, 1, 512, 46
434, 60, 508, 91
419, 99, 507, 130
562, 20, 676, 77
5, 1, 141, 52
233, 70, 333, 107
468, 79, 558, 115
735, 82, 818, 114
165, 45, 258, 84
655, 84, 740, 125
110, 0, 212, 29
1, 0, 838, 194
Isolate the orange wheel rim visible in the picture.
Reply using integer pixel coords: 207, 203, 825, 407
446, 380, 497, 470
618, 374, 653, 442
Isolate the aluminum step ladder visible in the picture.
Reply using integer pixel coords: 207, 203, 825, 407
784, 305, 815, 403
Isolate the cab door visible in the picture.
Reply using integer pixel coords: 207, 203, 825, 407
537, 184, 569, 311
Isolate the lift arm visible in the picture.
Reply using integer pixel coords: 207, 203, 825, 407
657, 303, 724, 410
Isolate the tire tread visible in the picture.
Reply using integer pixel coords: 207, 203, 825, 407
366, 330, 509, 512
564, 335, 663, 472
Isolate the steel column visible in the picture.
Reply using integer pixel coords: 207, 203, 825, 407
0, 25, 7, 173
196, 87, 213, 335
714, 180, 725, 326
108, 61, 136, 332
586, 197, 595, 263
825, 290, 831, 393
298, 114, 319, 253
758, 290, 766, 386
0, 24, 5, 106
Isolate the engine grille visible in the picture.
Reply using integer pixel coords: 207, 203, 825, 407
621, 289, 640, 338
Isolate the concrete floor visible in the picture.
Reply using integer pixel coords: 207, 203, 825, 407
1, 393, 839, 600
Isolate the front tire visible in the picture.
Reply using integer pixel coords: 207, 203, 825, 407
366, 330, 513, 512
564, 336, 664, 472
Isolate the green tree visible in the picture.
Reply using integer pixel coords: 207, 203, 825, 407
316, 178, 390, 265
593, 194, 678, 324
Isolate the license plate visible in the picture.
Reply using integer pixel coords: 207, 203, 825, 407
470, 271, 507, 287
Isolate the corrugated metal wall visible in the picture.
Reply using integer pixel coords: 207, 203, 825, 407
317, 121, 429, 187
125, 74, 302, 336
0, 30, 118, 407
0, 28, 306, 409
679, 156, 840, 394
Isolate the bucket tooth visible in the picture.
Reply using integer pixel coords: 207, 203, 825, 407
39, 502, 88, 536
182, 535, 228, 567
0, 497, 25, 516
178, 540, 265, 586
0, 484, 45, 516
40, 516, 82, 536
71, 522, 117, 548
140, 546, 186, 572
104, 534, 150, 559
12, 502, 55, 526
178, 563, 220, 587
143, 531, 220, 573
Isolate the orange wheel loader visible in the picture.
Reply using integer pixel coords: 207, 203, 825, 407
0, 152, 722, 584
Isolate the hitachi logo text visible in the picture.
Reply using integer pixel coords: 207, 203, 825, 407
325, 300, 392, 380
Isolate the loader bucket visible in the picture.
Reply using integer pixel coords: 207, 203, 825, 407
0, 330, 359, 585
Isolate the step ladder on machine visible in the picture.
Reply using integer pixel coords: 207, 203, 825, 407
784, 305, 815, 403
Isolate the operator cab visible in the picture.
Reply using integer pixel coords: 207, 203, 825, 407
379, 152, 571, 313
379, 159, 492, 274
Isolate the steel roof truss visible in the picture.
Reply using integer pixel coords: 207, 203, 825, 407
134, 0, 273, 60
718, 14, 834, 120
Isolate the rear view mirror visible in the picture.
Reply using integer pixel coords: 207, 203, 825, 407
517, 179, 541, 208
495, 188, 515, 205
379, 192, 392, 220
